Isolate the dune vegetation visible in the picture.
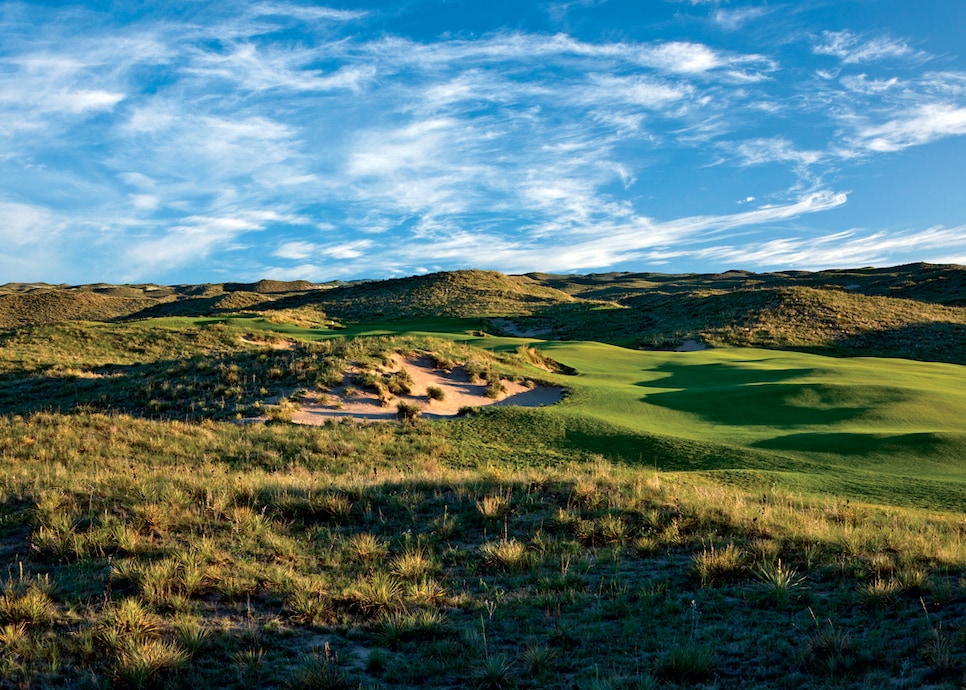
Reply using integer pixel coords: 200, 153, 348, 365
2, 265, 966, 689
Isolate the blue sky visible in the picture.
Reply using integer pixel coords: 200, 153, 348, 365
1, 0, 965, 284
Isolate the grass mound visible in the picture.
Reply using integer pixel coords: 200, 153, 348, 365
270, 269, 576, 321
0, 290, 162, 328
223, 279, 320, 293
503, 283, 966, 363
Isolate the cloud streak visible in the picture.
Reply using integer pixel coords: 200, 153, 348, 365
0, 2, 964, 283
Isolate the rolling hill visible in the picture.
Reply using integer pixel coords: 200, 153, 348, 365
3, 263, 966, 689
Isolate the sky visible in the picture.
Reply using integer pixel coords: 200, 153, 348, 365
1, 1, 965, 284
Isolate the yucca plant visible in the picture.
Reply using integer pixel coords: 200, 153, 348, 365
347, 532, 388, 562
476, 491, 511, 520
0, 581, 55, 625
471, 653, 516, 690
173, 616, 209, 657
99, 597, 159, 648
346, 573, 403, 619
895, 566, 932, 595
116, 638, 188, 689
376, 608, 448, 649
518, 643, 557, 678
755, 559, 806, 605
858, 577, 900, 609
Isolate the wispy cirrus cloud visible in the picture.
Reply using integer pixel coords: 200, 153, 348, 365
696, 225, 966, 270
730, 137, 824, 168
813, 30, 922, 64
263, 191, 849, 279
854, 103, 966, 152
0, 1, 964, 283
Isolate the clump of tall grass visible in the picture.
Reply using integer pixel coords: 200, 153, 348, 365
0, 570, 56, 625
479, 540, 532, 573
691, 543, 747, 587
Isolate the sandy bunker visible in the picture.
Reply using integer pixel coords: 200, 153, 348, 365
290, 355, 564, 424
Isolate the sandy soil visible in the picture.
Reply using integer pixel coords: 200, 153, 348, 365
240, 335, 297, 350
674, 339, 709, 352
290, 355, 564, 424
488, 318, 554, 338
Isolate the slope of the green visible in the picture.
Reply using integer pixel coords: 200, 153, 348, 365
502, 341, 966, 508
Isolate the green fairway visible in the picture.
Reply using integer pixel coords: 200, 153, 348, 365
505, 341, 966, 510
25, 314, 966, 511
157, 316, 966, 510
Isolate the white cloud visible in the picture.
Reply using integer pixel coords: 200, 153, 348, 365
273, 241, 318, 260
249, 3, 368, 22
0, 201, 60, 247
383, 191, 850, 274
119, 213, 272, 280
696, 225, 966, 270
712, 6, 773, 31
637, 41, 723, 73
183, 43, 375, 93
840, 74, 900, 94
733, 137, 823, 167
348, 118, 457, 177
857, 103, 966, 152
129, 194, 160, 211
323, 239, 373, 260
814, 31, 920, 64
588, 75, 688, 108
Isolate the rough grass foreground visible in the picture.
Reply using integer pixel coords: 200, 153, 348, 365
1, 412, 966, 689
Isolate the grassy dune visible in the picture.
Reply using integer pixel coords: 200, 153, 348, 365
2, 267, 966, 688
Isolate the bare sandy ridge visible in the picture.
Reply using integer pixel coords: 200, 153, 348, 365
290, 355, 564, 424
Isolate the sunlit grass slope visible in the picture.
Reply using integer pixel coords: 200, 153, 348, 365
2, 312, 964, 511
460, 340, 966, 511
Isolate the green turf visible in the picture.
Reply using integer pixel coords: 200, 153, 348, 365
7, 313, 966, 511
151, 317, 966, 511
505, 341, 966, 509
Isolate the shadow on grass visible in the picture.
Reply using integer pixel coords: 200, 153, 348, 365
752, 431, 950, 458
637, 362, 911, 428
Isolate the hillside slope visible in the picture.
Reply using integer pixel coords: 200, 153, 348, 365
268, 269, 577, 320
514, 265, 966, 364
3, 264, 965, 365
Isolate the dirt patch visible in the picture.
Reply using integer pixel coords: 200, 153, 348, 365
674, 339, 710, 352
290, 355, 564, 424
240, 334, 297, 350
488, 318, 554, 338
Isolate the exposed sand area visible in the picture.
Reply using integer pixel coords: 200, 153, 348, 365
488, 318, 554, 338
240, 334, 297, 350
290, 355, 564, 424
674, 339, 710, 352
